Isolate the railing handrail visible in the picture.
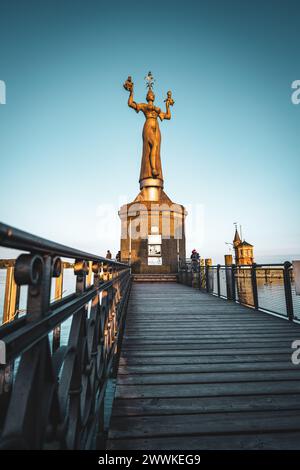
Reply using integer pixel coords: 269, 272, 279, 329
208, 263, 291, 268
178, 260, 298, 322
180, 262, 292, 269
0, 222, 127, 267
0, 271, 129, 364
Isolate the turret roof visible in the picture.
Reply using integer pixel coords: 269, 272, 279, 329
233, 228, 241, 244
240, 240, 253, 247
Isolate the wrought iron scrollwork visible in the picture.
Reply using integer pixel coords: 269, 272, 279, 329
0, 222, 131, 449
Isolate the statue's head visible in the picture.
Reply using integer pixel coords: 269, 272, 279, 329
146, 89, 155, 102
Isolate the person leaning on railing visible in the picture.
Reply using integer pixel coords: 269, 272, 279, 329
191, 249, 200, 272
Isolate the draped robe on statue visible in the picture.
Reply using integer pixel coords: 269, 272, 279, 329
135, 102, 164, 183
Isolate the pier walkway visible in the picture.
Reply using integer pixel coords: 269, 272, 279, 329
107, 282, 300, 450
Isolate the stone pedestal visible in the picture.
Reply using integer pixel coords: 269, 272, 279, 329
119, 187, 186, 274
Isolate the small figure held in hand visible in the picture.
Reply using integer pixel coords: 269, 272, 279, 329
123, 76, 133, 93
164, 90, 175, 106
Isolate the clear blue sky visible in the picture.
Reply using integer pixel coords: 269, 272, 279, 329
0, 0, 299, 263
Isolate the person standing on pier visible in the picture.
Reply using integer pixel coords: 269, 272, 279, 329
191, 249, 200, 272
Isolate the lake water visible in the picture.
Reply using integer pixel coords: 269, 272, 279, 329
0, 269, 76, 346
214, 268, 300, 320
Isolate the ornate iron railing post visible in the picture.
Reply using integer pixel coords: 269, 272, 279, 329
88, 261, 103, 448
224, 254, 233, 300
283, 261, 294, 320
251, 263, 259, 310
60, 258, 89, 449
231, 263, 236, 302
3, 264, 20, 324
1, 253, 62, 449
205, 265, 209, 292
217, 264, 221, 297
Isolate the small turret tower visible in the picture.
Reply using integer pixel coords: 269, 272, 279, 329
233, 228, 241, 248
233, 227, 254, 265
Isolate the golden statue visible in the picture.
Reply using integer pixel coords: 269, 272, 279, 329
123, 72, 174, 190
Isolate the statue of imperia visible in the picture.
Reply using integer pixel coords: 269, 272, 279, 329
123, 73, 174, 188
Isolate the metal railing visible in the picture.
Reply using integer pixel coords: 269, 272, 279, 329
0, 222, 131, 449
178, 262, 300, 322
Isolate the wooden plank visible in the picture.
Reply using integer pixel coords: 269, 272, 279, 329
106, 431, 300, 450
115, 381, 300, 399
119, 353, 291, 365
122, 338, 297, 345
123, 330, 298, 337
112, 394, 300, 417
118, 361, 298, 375
128, 316, 287, 320
121, 347, 294, 355
117, 370, 300, 386
109, 410, 300, 439
124, 327, 298, 332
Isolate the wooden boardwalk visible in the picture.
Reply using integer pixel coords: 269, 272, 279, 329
107, 282, 300, 450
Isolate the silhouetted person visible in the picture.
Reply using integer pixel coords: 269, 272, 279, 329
116, 251, 121, 262
106, 250, 112, 260
191, 249, 200, 272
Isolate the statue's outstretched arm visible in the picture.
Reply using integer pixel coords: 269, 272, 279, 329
159, 101, 171, 121
159, 91, 174, 121
128, 89, 138, 111
123, 76, 142, 112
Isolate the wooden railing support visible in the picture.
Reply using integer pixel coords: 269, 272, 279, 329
3, 266, 20, 325
251, 263, 259, 310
